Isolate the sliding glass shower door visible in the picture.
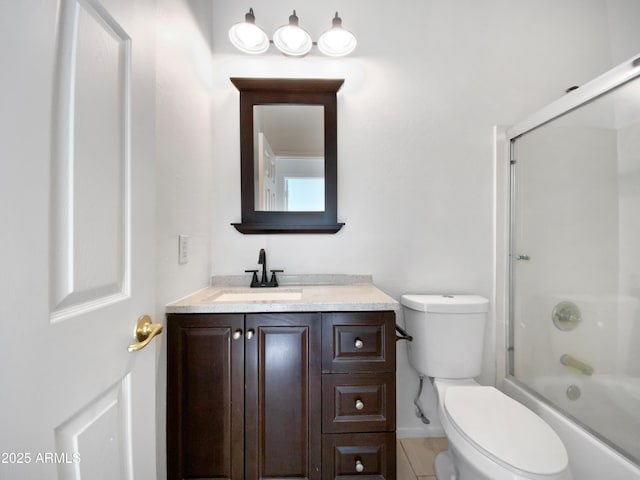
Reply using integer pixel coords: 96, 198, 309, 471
509, 73, 640, 465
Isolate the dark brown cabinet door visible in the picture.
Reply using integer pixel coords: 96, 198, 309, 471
167, 314, 245, 480
245, 313, 322, 480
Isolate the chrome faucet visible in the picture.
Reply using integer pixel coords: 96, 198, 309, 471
245, 248, 283, 288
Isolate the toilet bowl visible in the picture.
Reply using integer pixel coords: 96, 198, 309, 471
401, 294, 572, 480
433, 378, 571, 480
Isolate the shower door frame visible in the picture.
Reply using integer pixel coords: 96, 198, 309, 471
493, 53, 640, 465
495, 53, 640, 380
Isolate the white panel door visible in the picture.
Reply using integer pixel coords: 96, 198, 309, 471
1, 1, 157, 479
257, 132, 276, 211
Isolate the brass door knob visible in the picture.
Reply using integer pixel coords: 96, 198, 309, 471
127, 315, 163, 352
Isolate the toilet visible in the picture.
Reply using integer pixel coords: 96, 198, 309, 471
401, 294, 572, 480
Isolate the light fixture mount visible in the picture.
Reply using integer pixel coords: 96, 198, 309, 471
245, 7, 256, 23
331, 12, 343, 27
288, 10, 300, 26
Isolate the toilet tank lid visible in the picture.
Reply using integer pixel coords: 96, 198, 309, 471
400, 294, 489, 313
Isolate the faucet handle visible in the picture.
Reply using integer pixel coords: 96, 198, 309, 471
245, 269, 259, 287
269, 269, 283, 286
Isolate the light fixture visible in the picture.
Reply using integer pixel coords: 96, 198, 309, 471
317, 12, 357, 57
229, 8, 357, 57
228, 8, 270, 55
273, 10, 313, 57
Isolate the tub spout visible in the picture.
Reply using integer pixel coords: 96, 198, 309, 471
560, 354, 594, 376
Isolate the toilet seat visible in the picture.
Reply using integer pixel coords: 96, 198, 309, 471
443, 385, 568, 476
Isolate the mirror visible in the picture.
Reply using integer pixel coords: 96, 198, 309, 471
231, 78, 344, 234
254, 105, 324, 212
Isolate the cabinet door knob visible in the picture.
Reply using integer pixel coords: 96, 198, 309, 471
246, 329, 255, 340
355, 459, 364, 473
232, 329, 243, 340
355, 399, 364, 410
354, 338, 364, 349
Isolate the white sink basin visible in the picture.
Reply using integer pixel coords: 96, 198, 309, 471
213, 289, 303, 302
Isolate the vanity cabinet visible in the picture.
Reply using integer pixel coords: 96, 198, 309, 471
167, 310, 396, 480
321, 312, 396, 480
167, 313, 321, 480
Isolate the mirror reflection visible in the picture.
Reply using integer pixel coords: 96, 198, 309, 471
254, 105, 325, 211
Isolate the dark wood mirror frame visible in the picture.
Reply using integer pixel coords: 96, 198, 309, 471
230, 77, 345, 234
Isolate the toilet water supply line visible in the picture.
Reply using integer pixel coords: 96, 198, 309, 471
395, 324, 430, 424
414, 375, 431, 424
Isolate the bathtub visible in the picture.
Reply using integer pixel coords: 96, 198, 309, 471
503, 376, 640, 479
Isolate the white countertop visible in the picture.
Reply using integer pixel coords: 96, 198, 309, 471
166, 277, 399, 314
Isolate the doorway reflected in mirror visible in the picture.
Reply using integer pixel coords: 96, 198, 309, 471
254, 105, 324, 212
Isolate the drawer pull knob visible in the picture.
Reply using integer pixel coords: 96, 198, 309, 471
232, 329, 243, 340
354, 338, 364, 349
246, 329, 255, 340
355, 459, 364, 473
355, 399, 364, 410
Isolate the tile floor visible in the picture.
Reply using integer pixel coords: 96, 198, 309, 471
397, 437, 449, 480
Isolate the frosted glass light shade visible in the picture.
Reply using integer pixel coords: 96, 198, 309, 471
228, 9, 269, 54
317, 12, 357, 57
273, 10, 312, 57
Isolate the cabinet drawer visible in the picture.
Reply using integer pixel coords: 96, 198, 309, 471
322, 373, 395, 433
322, 312, 396, 373
322, 432, 396, 480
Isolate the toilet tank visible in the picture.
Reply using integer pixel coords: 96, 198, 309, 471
401, 295, 489, 379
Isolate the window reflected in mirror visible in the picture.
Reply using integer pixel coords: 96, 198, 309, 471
254, 105, 324, 212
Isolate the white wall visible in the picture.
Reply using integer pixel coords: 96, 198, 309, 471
617, 118, 640, 376
605, 0, 640, 65
618, 120, 640, 299
155, 2, 214, 303
207, 0, 631, 437
155, 0, 215, 476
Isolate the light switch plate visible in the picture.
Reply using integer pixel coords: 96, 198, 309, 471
178, 235, 189, 264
